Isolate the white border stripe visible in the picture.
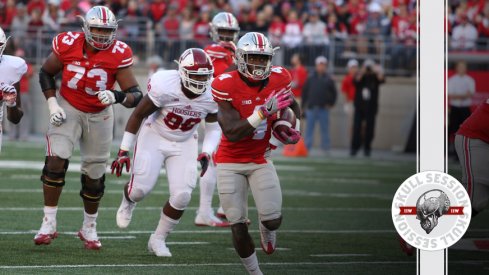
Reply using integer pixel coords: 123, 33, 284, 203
419, 0, 446, 274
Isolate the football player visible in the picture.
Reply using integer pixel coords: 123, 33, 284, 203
0, 27, 28, 152
455, 99, 489, 217
34, 6, 143, 250
194, 12, 240, 228
211, 32, 301, 275
112, 48, 221, 257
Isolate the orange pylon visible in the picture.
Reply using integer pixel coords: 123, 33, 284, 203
282, 137, 308, 157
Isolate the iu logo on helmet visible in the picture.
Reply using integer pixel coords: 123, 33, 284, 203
392, 171, 471, 251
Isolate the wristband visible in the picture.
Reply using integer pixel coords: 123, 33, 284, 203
120, 131, 136, 151
247, 110, 264, 128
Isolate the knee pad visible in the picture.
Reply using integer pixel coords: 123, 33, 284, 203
261, 216, 282, 231
127, 187, 146, 203
80, 174, 105, 202
169, 191, 191, 210
40, 157, 69, 187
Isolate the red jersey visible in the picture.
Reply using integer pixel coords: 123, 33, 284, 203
52, 31, 133, 113
212, 66, 292, 164
341, 73, 356, 102
289, 65, 307, 98
457, 100, 489, 144
204, 44, 234, 77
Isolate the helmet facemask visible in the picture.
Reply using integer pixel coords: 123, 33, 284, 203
180, 69, 213, 95
213, 28, 239, 43
237, 52, 272, 81
83, 24, 117, 50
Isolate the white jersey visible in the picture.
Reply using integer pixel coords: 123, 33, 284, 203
0, 55, 27, 153
147, 70, 218, 141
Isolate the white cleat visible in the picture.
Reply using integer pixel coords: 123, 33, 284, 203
259, 222, 276, 255
34, 217, 58, 245
116, 194, 137, 229
148, 234, 172, 257
78, 222, 102, 250
195, 211, 230, 227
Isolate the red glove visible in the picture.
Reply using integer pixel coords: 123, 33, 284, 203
273, 127, 301, 145
197, 153, 210, 177
111, 149, 131, 177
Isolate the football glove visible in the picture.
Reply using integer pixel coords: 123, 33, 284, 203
47, 97, 66, 127
111, 149, 131, 177
259, 88, 293, 118
273, 127, 301, 145
97, 90, 117, 106
1, 84, 17, 107
197, 152, 210, 177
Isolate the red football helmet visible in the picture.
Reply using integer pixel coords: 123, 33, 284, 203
177, 48, 214, 95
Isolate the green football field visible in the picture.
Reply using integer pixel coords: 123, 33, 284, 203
0, 141, 487, 274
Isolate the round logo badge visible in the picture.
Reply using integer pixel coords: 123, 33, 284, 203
391, 171, 471, 251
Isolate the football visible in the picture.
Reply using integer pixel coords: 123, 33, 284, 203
272, 107, 296, 132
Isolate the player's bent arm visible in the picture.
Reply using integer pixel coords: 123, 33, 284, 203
217, 101, 257, 142
6, 82, 23, 124
39, 53, 63, 100
119, 95, 159, 150
114, 66, 142, 108
202, 113, 221, 154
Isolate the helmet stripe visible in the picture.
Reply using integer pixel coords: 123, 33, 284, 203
256, 33, 264, 50
226, 13, 231, 25
101, 7, 107, 23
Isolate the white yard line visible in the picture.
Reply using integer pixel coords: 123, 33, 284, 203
0, 261, 417, 269
96, 236, 136, 240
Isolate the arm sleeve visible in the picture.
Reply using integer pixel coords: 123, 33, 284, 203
202, 121, 222, 154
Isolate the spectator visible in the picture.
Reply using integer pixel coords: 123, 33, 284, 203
42, 0, 64, 32
448, 61, 476, 155
1, 0, 17, 27
391, 4, 417, 71
28, 8, 44, 33
289, 53, 308, 102
476, 4, 489, 39
118, 0, 144, 38
327, 12, 348, 43
268, 14, 285, 46
365, 2, 390, 54
254, 11, 269, 33
282, 10, 303, 48
158, 4, 179, 39
148, 0, 167, 25
59, 0, 83, 27
303, 10, 329, 45
8, 48, 33, 141
193, 10, 211, 45
10, 4, 30, 47
238, 6, 256, 32
302, 56, 337, 153
351, 59, 385, 157
303, 10, 328, 65
342, 59, 358, 118
179, 8, 195, 41
451, 14, 478, 50
27, 0, 46, 15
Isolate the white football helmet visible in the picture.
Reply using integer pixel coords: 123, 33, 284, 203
236, 32, 275, 81
80, 6, 118, 50
209, 12, 240, 43
0, 27, 10, 61
177, 48, 214, 95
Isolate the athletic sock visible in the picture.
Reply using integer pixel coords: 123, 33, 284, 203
240, 252, 263, 275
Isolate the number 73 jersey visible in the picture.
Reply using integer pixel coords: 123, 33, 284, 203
146, 70, 218, 142
52, 31, 133, 113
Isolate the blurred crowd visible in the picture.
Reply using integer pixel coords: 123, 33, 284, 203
448, 0, 489, 51
0, 0, 419, 50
